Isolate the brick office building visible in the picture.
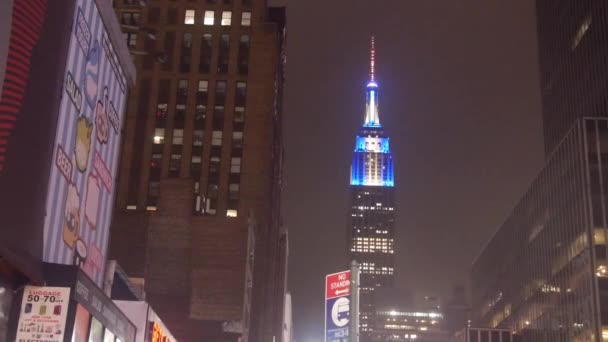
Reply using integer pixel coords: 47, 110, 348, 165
108, 1, 286, 341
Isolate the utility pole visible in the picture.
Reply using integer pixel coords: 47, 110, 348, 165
350, 261, 360, 342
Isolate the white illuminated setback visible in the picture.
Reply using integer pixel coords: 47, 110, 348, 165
351, 237, 394, 254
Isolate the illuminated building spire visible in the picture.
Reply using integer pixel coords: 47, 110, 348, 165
364, 36, 380, 127
370, 35, 375, 82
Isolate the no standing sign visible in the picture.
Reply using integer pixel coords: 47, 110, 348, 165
325, 270, 351, 342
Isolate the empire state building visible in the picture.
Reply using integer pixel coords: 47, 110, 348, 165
348, 37, 395, 338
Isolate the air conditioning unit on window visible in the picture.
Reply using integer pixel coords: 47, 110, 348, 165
194, 194, 206, 215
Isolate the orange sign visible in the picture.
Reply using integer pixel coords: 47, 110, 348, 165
149, 322, 171, 342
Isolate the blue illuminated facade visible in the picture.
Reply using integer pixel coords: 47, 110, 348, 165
350, 81, 395, 187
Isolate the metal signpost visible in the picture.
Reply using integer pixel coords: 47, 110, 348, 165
325, 270, 351, 342
350, 261, 360, 342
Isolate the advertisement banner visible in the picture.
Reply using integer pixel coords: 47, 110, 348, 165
43, 0, 128, 286
15, 286, 71, 342
325, 271, 351, 342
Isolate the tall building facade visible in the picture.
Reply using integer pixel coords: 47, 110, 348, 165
109, 1, 286, 341
470, 2, 608, 341
536, 0, 608, 155
471, 118, 608, 342
348, 38, 396, 338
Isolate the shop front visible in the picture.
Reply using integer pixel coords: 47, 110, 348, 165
113, 301, 177, 342
9, 264, 136, 342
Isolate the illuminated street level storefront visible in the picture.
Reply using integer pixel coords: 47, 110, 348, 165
114, 301, 178, 342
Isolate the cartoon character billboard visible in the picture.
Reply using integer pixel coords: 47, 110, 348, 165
43, 0, 129, 286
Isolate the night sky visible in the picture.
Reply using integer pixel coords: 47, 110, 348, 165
280, 1, 544, 341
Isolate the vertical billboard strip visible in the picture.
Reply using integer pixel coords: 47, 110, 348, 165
0, 0, 48, 173
43, 0, 128, 286
325, 271, 351, 342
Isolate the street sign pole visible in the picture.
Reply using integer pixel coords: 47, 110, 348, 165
350, 261, 360, 342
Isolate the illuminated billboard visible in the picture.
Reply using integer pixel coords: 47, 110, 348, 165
42, 0, 129, 286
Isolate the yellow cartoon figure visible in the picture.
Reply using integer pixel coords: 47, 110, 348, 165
75, 116, 93, 172
63, 183, 81, 248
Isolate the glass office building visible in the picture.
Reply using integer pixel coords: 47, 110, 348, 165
536, 0, 608, 156
471, 118, 608, 341
452, 328, 520, 342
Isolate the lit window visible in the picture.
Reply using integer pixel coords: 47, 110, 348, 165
204, 11, 215, 25
126, 205, 137, 210
241, 11, 251, 26
212, 131, 223, 146
153, 128, 165, 144
198, 80, 208, 92
221, 11, 232, 26
172, 129, 184, 145
185, 9, 195, 24
227, 209, 238, 217
230, 157, 241, 173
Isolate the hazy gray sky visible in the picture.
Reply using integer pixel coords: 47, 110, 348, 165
282, 1, 543, 341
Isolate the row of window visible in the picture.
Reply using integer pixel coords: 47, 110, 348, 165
154, 79, 247, 129
121, 0, 252, 7
351, 247, 394, 254
147, 78, 246, 216
185, 10, 251, 26
149, 32, 250, 74
121, 8, 251, 27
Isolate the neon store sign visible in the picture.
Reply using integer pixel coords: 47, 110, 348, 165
149, 322, 172, 342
